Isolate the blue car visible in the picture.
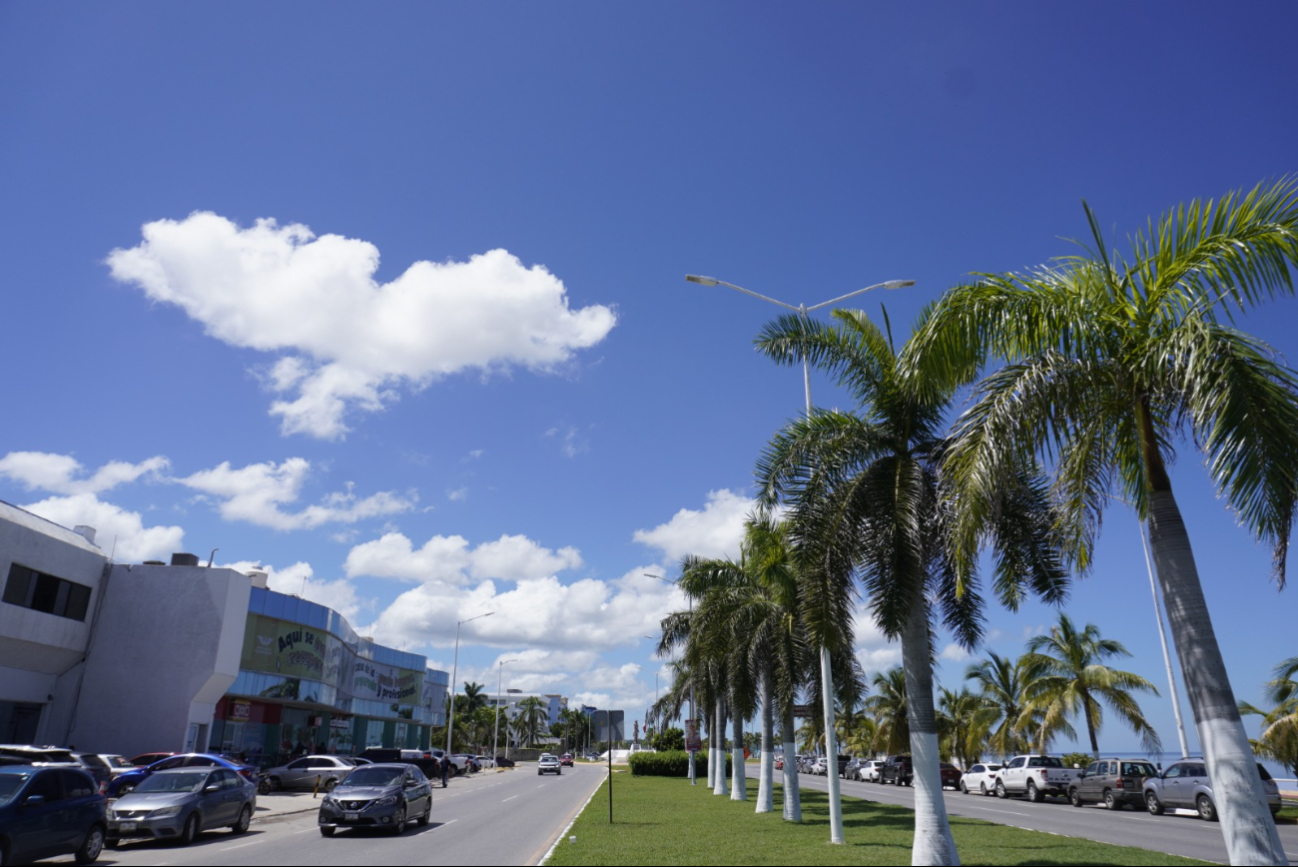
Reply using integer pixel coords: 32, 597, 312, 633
108, 753, 259, 798
0, 765, 107, 864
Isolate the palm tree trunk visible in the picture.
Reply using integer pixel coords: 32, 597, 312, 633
781, 704, 801, 821
819, 646, 845, 843
902, 602, 960, 866
713, 700, 729, 796
1083, 692, 1100, 759
756, 668, 775, 812
706, 700, 716, 789
1147, 489, 1286, 865
731, 710, 747, 801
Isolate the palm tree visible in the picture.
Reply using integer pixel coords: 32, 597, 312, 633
511, 697, 547, 748
908, 180, 1298, 864
864, 668, 910, 755
1019, 614, 1161, 757
1240, 656, 1298, 778
965, 652, 1057, 758
757, 309, 1069, 866
460, 682, 489, 714
936, 687, 994, 772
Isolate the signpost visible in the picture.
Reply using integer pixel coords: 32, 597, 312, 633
791, 703, 814, 718
684, 719, 702, 752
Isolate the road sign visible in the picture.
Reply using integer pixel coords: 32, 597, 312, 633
792, 703, 814, 718
685, 719, 702, 752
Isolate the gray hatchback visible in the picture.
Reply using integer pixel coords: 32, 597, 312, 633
107, 767, 256, 847
318, 763, 432, 836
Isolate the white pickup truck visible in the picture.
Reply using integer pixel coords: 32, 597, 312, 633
994, 754, 1083, 802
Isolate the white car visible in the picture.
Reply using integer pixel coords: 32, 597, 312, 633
537, 754, 561, 776
475, 755, 495, 769
960, 762, 1003, 795
857, 760, 883, 782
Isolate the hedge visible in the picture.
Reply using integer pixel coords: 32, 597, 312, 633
629, 750, 731, 777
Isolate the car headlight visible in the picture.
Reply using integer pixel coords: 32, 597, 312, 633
148, 806, 183, 818
374, 795, 398, 807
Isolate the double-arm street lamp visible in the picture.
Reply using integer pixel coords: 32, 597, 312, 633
492, 657, 519, 769
445, 611, 494, 755
645, 572, 697, 785
684, 274, 914, 843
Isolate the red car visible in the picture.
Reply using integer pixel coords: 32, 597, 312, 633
560, 754, 574, 767
939, 762, 963, 789
775, 757, 784, 771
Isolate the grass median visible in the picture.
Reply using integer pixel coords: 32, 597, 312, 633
544, 775, 1210, 866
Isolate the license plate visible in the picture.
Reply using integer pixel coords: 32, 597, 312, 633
120, 822, 137, 832
344, 812, 358, 821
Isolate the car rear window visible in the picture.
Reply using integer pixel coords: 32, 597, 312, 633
80, 755, 110, 770
1028, 757, 1063, 768
1122, 762, 1157, 777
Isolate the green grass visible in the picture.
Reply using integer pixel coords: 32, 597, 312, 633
1276, 805, 1297, 825
546, 776, 1210, 866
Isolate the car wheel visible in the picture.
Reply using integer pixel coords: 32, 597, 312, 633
320, 826, 335, 837
979, 782, 988, 796
1027, 780, 1043, 803
324, 778, 338, 792
417, 799, 431, 827
1145, 792, 1164, 815
74, 824, 105, 864
960, 780, 968, 794
1069, 787, 1083, 807
390, 805, 406, 836
176, 814, 200, 847
1197, 795, 1218, 822
257, 779, 272, 795
1103, 790, 1121, 810
996, 779, 1008, 799
231, 805, 252, 834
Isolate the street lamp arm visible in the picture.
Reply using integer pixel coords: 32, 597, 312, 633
687, 276, 802, 313
805, 280, 915, 312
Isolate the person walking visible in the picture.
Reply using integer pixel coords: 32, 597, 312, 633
440, 754, 450, 788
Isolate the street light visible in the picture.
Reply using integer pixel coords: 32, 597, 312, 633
445, 611, 494, 756
684, 272, 915, 844
492, 657, 519, 771
645, 572, 698, 785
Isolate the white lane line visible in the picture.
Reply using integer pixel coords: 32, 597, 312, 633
217, 840, 266, 851
436, 818, 459, 829
502, 795, 518, 802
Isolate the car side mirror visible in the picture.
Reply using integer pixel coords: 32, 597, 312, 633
22, 795, 46, 808
404, 779, 415, 788
205, 784, 221, 793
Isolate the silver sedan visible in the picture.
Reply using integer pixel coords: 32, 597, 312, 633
264, 755, 360, 792
107, 767, 256, 847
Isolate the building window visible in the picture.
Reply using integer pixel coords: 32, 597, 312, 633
3, 564, 92, 621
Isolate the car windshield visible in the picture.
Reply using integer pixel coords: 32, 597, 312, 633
0, 774, 31, 804
1122, 762, 1158, 777
342, 767, 403, 787
135, 772, 209, 793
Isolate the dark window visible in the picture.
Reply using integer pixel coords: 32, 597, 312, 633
1258, 764, 1273, 782
3, 564, 93, 621
26, 770, 62, 802
61, 771, 94, 799
1165, 764, 1182, 779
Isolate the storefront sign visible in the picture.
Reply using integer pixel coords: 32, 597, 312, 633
230, 700, 252, 722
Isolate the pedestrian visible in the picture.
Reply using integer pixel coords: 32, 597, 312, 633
440, 754, 450, 788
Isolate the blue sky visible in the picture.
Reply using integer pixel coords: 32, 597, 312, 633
2, 2, 1296, 753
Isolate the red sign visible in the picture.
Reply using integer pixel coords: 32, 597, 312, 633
684, 719, 702, 752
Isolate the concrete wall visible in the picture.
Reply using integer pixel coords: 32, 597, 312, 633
69, 563, 251, 757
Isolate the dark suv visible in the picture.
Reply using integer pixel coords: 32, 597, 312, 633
1069, 758, 1159, 810
880, 755, 913, 786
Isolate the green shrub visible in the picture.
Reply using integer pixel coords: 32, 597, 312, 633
630, 750, 730, 777
1060, 752, 1093, 769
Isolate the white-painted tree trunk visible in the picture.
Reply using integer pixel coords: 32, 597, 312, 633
819, 646, 844, 843
902, 602, 960, 866
713, 701, 729, 796
1147, 491, 1286, 865
731, 710, 747, 801
707, 700, 717, 789
782, 706, 801, 821
756, 670, 774, 813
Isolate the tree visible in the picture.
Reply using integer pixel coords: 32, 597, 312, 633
511, 697, 547, 748
1240, 656, 1298, 778
460, 682, 489, 714
965, 652, 1057, 758
864, 668, 910, 756
936, 687, 994, 771
1020, 613, 1161, 757
757, 309, 1068, 865
652, 727, 686, 752
909, 179, 1298, 864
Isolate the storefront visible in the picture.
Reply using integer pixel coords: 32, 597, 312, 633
211, 587, 446, 767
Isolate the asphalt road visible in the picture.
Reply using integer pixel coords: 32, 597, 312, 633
50, 764, 604, 867
797, 771, 1298, 865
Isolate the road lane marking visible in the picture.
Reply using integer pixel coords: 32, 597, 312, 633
502, 795, 518, 802
217, 840, 266, 851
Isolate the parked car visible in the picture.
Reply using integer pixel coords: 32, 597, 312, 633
68, 753, 113, 793
108, 754, 259, 798
1143, 758, 1281, 821
127, 752, 175, 767
560, 754, 574, 767
1068, 758, 1159, 810
995, 755, 1083, 801
939, 762, 964, 790
358, 748, 445, 780
809, 757, 828, 776
106, 766, 255, 847
880, 756, 913, 786
0, 745, 81, 769
842, 757, 869, 779
857, 760, 883, 782
318, 763, 432, 836
263, 755, 358, 792
495, 756, 516, 768
98, 755, 139, 779
0, 765, 106, 864
538, 754, 562, 776
774, 756, 784, 771
476, 755, 496, 769
959, 762, 1002, 795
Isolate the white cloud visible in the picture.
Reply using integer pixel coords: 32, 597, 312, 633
22, 493, 184, 563
107, 213, 618, 439
446, 487, 468, 502
939, 643, 972, 663
344, 531, 581, 583
0, 452, 168, 495
179, 458, 415, 530
546, 425, 588, 458
633, 489, 756, 563
222, 559, 366, 622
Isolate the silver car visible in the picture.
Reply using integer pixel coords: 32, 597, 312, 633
264, 755, 358, 792
107, 767, 256, 847
1142, 758, 1281, 821
537, 755, 561, 775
